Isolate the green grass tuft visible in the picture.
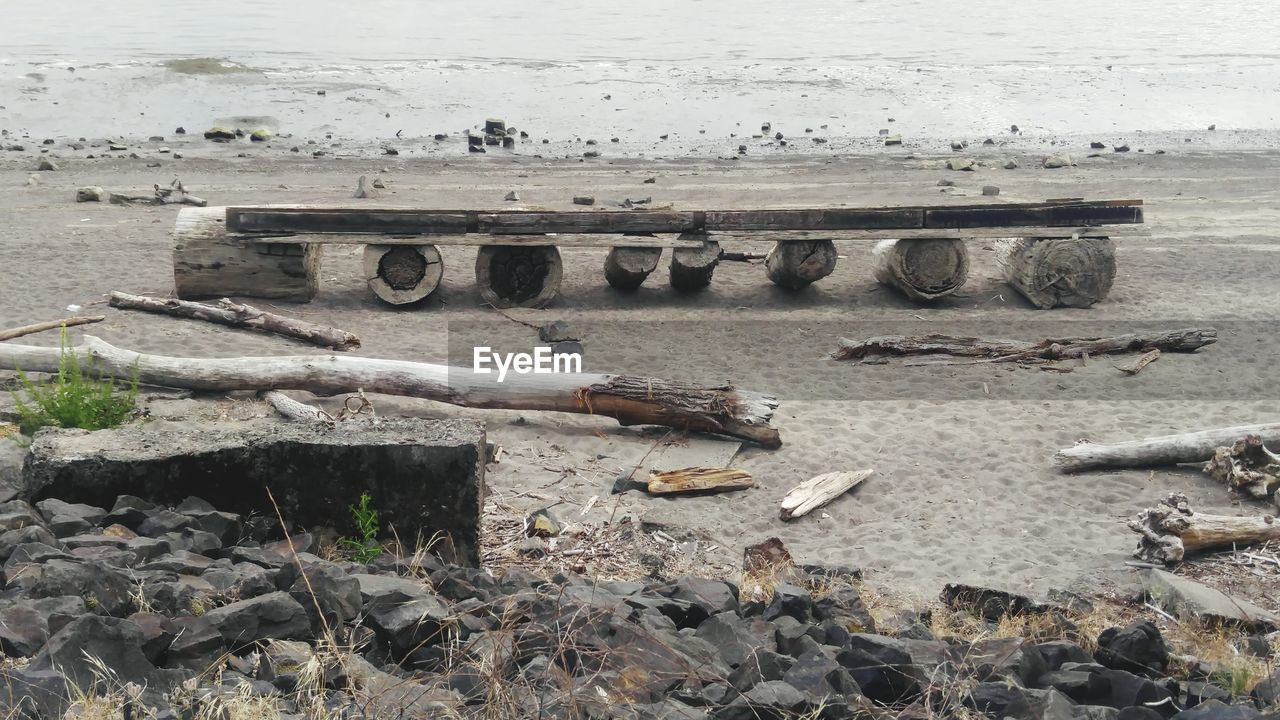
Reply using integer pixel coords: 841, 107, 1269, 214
339, 492, 383, 563
10, 328, 139, 439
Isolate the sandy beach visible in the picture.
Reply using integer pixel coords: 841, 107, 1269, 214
4, 144, 1279, 608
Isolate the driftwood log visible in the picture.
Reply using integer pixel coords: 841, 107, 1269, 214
1129, 493, 1280, 564
111, 180, 206, 207
363, 244, 443, 305
1054, 422, 1280, 473
173, 207, 322, 302
993, 236, 1116, 309
260, 390, 330, 421
108, 292, 360, 351
0, 336, 781, 446
604, 247, 663, 291
475, 245, 563, 309
670, 235, 720, 291
764, 239, 838, 290
647, 467, 754, 495
780, 469, 873, 520
0, 316, 104, 342
1115, 350, 1160, 375
833, 328, 1216, 364
871, 238, 969, 301
1204, 435, 1280, 502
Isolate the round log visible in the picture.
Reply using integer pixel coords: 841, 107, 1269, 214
669, 236, 721, 291
173, 206, 322, 302
993, 236, 1116, 309
604, 247, 663, 290
764, 239, 838, 289
363, 244, 443, 305
475, 245, 563, 309
871, 238, 969, 301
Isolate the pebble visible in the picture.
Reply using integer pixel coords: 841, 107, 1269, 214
884, 136, 902, 146
371, 178, 386, 189
737, 144, 747, 154
643, 177, 656, 184
1010, 124, 1020, 132
946, 157, 975, 171
504, 190, 520, 201
937, 179, 955, 187
583, 150, 600, 158
433, 133, 448, 141
37, 159, 58, 171
76, 186, 104, 202
1113, 144, 1130, 153
950, 141, 964, 151
572, 195, 595, 206
382, 147, 399, 155
1003, 159, 1019, 169
502, 136, 515, 148
982, 138, 995, 145
1042, 154, 1072, 169
982, 185, 1000, 196
774, 132, 784, 140
1090, 141, 1106, 149
175, 127, 186, 134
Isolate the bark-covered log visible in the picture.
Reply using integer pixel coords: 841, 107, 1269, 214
764, 239, 838, 290
475, 245, 563, 309
1054, 422, 1280, 473
363, 244, 443, 305
871, 238, 969, 301
172, 206, 322, 302
0, 316, 104, 342
1129, 493, 1280, 564
993, 236, 1116, 309
833, 328, 1216, 363
670, 235, 721, 291
108, 292, 360, 350
1204, 435, 1280, 501
604, 247, 663, 290
0, 336, 781, 447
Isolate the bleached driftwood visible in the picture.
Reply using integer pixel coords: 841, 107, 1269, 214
1129, 493, 1280, 564
833, 328, 1216, 364
0, 316, 104, 342
779, 469, 874, 520
647, 467, 754, 494
111, 179, 206, 207
1204, 435, 1280, 501
0, 336, 781, 447
260, 390, 330, 421
108, 292, 360, 350
1054, 422, 1280, 473
1115, 349, 1160, 375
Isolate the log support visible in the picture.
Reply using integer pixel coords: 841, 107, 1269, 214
994, 236, 1116, 309
670, 235, 720, 291
765, 239, 839, 290
872, 238, 969, 301
604, 247, 663, 291
363, 244, 443, 305
172, 207, 322, 302
475, 245, 563, 309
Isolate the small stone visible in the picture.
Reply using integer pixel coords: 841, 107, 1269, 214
1010, 124, 1020, 132
1042, 154, 1072, 169
583, 150, 600, 158
1113, 144, 1130, 152
1090, 141, 1106, 149
541, 138, 549, 144
950, 141, 964, 151
483, 134, 499, 146
524, 508, 561, 537
75, 186, 104, 202
643, 177, 656, 184
382, 146, 398, 155
585, 139, 597, 145
877, 129, 888, 135
502, 136, 515, 148
884, 135, 902, 146
468, 145, 485, 153
37, 159, 57, 171
1155, 149, 1166, 154
937, 179, 955, 187
175, 127, 186, 134
572, 195, 595, 206
761, 122, 771, 132
371, 177, 386, 189
353, 175, 376, 198
946, 157, 975, 171
982, 138, 995, 145
504, 190, 520, 201
158, 146, 170, 153
203, 127, 236, 141
1208, 124, 1216, 130
484, 118, 506, 135
248, 129, 271, 142
982, 185, 1000, 196
774, 131, 784, 140
738, 144, 747, 154
1004, 159, 1018, 169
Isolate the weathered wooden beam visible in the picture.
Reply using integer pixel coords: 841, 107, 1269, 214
703, 208, 923, 230
239, 233, 703, 248
477, 212, 696, 234
925, 203, 1143, 228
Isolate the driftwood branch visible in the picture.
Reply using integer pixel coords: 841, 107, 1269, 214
780, 469, 873, 520
260, 390, 332, 421
108, 292, 360, 351
1054, 422, 1280, 472
833, 328, 1216, 364
1129, 493, 1280, 564
1115, 349, 1160, 375
1205, 435, 1280, 502
0, 336, 781, 447
647, 467, 754, 495
0, 316, 105, 342
110, 179, 206, 207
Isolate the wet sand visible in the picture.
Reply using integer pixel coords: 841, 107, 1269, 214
3, 147, 1279, 605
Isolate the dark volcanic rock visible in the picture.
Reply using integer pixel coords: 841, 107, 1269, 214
1096, 620, 1169, 676
31, 616, 182, 694
695, 612, 776, 669
836, 634, 919, 704
203, 592, 311, 648
0, 668, 71, 718
4, 558, 133, 614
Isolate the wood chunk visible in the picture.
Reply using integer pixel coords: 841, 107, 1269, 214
871, 238, 969, 301
363, 244, 443, 305
0, 316, 104, 342
646, 467, 753, 495
1115, 349, 1160, 375
833, 328, 1216, 363
780, 469, 873, 520
1204, 434, 1280, 501
1128, 493, 1280, 564
669, 235, 720, 291
764, 239, 838, 289
604, 246, 663, 290
108, 292, 360, 350
173, 207, 322, 302
475, 245, 563, 309
993, 236, 1117, 309
260, 390, 330, 421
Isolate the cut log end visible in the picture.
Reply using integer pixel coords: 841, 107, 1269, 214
764, 239, 838, 290
872, 238, 969, 301
604, 246, 663, 291
363, 244, 443, 305
173, 206, 322, 302
670, 236, 721, 291
994, 236, 1116, 309
475, 245, 563, 309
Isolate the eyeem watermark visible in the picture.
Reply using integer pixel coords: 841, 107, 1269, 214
473, 346, 582, 382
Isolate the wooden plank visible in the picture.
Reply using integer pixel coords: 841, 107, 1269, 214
703, 208, 924, 231
476, 211, 696, 234
925, 204, 1143, 229
238, 233, 703, 248
710, 225, 1151, 242
229, 208, 473, 234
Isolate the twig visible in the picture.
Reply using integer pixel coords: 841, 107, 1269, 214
109, 292, 361, 350
0, 315, 105, 342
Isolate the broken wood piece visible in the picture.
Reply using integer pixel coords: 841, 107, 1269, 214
669, 235, 720, 291
764, 239, 838, 289
646, 467, 754, 494
0, 316, 105, 342
110, 179, 206, 207
604, 246, 663, 290
993, 236, 1116, 308
172, 206, 322, 302
0, 336, 781, 446
107, 292, 361, 350
780, 469, 873, 520
1204, 435, 1280, 501
260, 390, 331, 421
475, 245, 563, 309
363, 244, 443, 305
719, 250, 767, 262
871, 238, 969, 301
832, 328, 1215, 364
1116, 349, 1160, 375
1128, 492, 1280, 564
1054, 422, 1280, 472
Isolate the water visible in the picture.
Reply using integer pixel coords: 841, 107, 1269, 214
3, 0, 1278, 152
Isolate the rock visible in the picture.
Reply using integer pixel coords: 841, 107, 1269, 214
1173, 700, 1266, 719
643, 177, 656, 184
0, 668, 71, 718
5, 558, 134, 615
937, 179, 955, 186
366, 595, 452, 662
1043, 154, 1073, 168
1011, 124, 1020, 132
695, 612, 776, 669
941, 583, 1047, 621
203, 127, 237, 141
1208, 124, 1216, 131
166, 614, 225, 671
524, 507, 561, 537
249, 129, 271, 142
884, 135, 903, 146
502, 136, 515, 148
1091, 141, 1107, 149
138, 509, 196, 537
950, 141, 964, 150
36, 159, 58, 171
1142, 569, 1280, 630
837, 634, 918, 704
1004, 159, 1019, 169
128, 611, 175, 664
1114, 144, 1131, 153
738, 144, 748, 154
0, 604, 52, 657
203, 591, 311, 648
353, 174, 377, 199
728, 650, 793, 691
812, 586, 874, 633
714, 679, 809, 719
468, 144, 486, 153
1038, 639, 1093, 670
946, 157, 975, 171
288, 563, 361, 625
1253, 667, 1280, 706
983, 137, 995, 145
1096, 620, 1169, 676
504, 190, 520, 201
572, 195, 595, 206
583, 150, 600, 158
537, 320, 580, 343
23, 418, 487, 565
30, 616, 178, 697
982, 185, 1000, 196
966, 636, 1047, 685
484, 134, 500, 146
484, 118, 506, 134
